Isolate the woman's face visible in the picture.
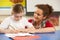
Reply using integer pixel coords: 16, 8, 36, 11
34, 8, 44, 22
13, 12, 23, 21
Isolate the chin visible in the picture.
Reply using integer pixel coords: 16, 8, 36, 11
15, 19, 19, 21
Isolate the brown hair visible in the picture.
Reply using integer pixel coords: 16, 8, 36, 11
35, 4, 53, 18
12, 3, 24, 14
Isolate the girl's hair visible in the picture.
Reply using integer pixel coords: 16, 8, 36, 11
35, 4, 53, 18
12, 3, 24, 14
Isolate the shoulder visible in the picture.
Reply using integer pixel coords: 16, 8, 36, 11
20, 17, 29, 23
21, 17, 28, 21
3, 16, 12, 21
45, 20, 54, 27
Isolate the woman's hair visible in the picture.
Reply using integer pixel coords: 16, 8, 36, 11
12, 3, 24, 14
35, 4, 53, 18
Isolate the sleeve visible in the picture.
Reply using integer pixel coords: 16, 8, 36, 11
0, 18, 10, 29
28, 19, 33, 23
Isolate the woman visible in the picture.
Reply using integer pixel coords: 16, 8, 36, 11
28, 4, 55, 33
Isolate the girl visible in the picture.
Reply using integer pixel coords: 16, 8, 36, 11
0, 3, 33, 33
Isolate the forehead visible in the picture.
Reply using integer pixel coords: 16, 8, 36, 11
14, 13, 23, 16
35, 7, 43, 14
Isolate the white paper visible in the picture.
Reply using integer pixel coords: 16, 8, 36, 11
5, 33, 33, 37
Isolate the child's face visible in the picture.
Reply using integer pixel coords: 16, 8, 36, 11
13, 12, 23, 21
34, 8, 45, 22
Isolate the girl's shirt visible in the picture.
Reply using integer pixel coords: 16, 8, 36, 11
0, 16, 33, 30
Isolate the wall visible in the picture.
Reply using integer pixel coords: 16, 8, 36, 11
27, 0, 60, 12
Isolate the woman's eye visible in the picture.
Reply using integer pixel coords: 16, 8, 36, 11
34, 12, 40, 16
37, 13, 40, 16
20, 16, 22, 17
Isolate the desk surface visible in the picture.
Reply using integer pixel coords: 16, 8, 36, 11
0, 30, 60, 40
13, 30, 60, 40
34, 30, 60, 40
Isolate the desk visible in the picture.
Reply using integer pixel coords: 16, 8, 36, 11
0, 34, 11, 40
33, 30, 60, 40
13, 30, 60, 40
0, 30, 60, 40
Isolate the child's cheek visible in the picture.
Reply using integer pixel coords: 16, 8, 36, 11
39, 16, 43, 20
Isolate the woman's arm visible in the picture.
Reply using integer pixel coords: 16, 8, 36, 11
19, 27, 55, 33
